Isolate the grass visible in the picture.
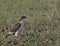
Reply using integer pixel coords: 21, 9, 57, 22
0, 0, 60, 46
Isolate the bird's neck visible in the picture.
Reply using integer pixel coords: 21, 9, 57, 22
19, 19, 24, 24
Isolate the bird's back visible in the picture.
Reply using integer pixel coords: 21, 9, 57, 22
10, 23, 21, 32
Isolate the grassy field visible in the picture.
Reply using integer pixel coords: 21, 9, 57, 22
0, 0, 60, 46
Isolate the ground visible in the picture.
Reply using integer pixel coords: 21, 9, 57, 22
0, 0, 60, 46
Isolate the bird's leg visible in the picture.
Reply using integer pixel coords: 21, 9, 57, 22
5, 34, 11, 38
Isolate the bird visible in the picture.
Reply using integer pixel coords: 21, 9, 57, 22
5, 16, 27, 38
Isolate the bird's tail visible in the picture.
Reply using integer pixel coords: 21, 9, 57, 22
5, 32, 15, 38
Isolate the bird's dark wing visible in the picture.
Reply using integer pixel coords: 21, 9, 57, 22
10, 23, 21, 32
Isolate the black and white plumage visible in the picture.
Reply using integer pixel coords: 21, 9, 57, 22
5, 16, 26, 38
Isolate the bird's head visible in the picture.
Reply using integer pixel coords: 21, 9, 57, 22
21, 16, 27, 19
19, 16, 27, 23
19, 16, 26, 21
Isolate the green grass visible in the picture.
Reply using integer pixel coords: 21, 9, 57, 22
0, 0, 60, 46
